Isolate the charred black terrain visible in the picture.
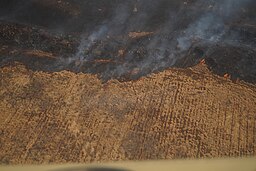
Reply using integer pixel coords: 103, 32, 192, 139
0, 0, 256, 83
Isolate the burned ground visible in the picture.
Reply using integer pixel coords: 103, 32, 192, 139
0, 0, 256, 83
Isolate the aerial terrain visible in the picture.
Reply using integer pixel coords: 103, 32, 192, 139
0, 0, 256, 164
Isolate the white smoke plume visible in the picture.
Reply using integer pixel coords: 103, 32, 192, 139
67, 0, 254, 80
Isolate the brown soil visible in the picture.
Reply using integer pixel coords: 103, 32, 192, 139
23, 50, 57, 59
0, 63, 255, 164
128, 32, 154, 39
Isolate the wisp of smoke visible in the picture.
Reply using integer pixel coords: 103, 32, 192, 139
64, 0, 254, 80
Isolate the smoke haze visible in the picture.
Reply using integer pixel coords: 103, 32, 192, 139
0, 0, 255, 81
64, 0, 254, 80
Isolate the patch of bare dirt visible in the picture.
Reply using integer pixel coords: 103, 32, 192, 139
0, 63, 255, 164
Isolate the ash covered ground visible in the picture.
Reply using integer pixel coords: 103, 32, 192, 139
0, 0, 256, 83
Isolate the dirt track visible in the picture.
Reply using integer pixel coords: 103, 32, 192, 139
0, 63, 255, 164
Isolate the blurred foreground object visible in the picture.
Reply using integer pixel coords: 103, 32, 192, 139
1, 158, 256, 171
